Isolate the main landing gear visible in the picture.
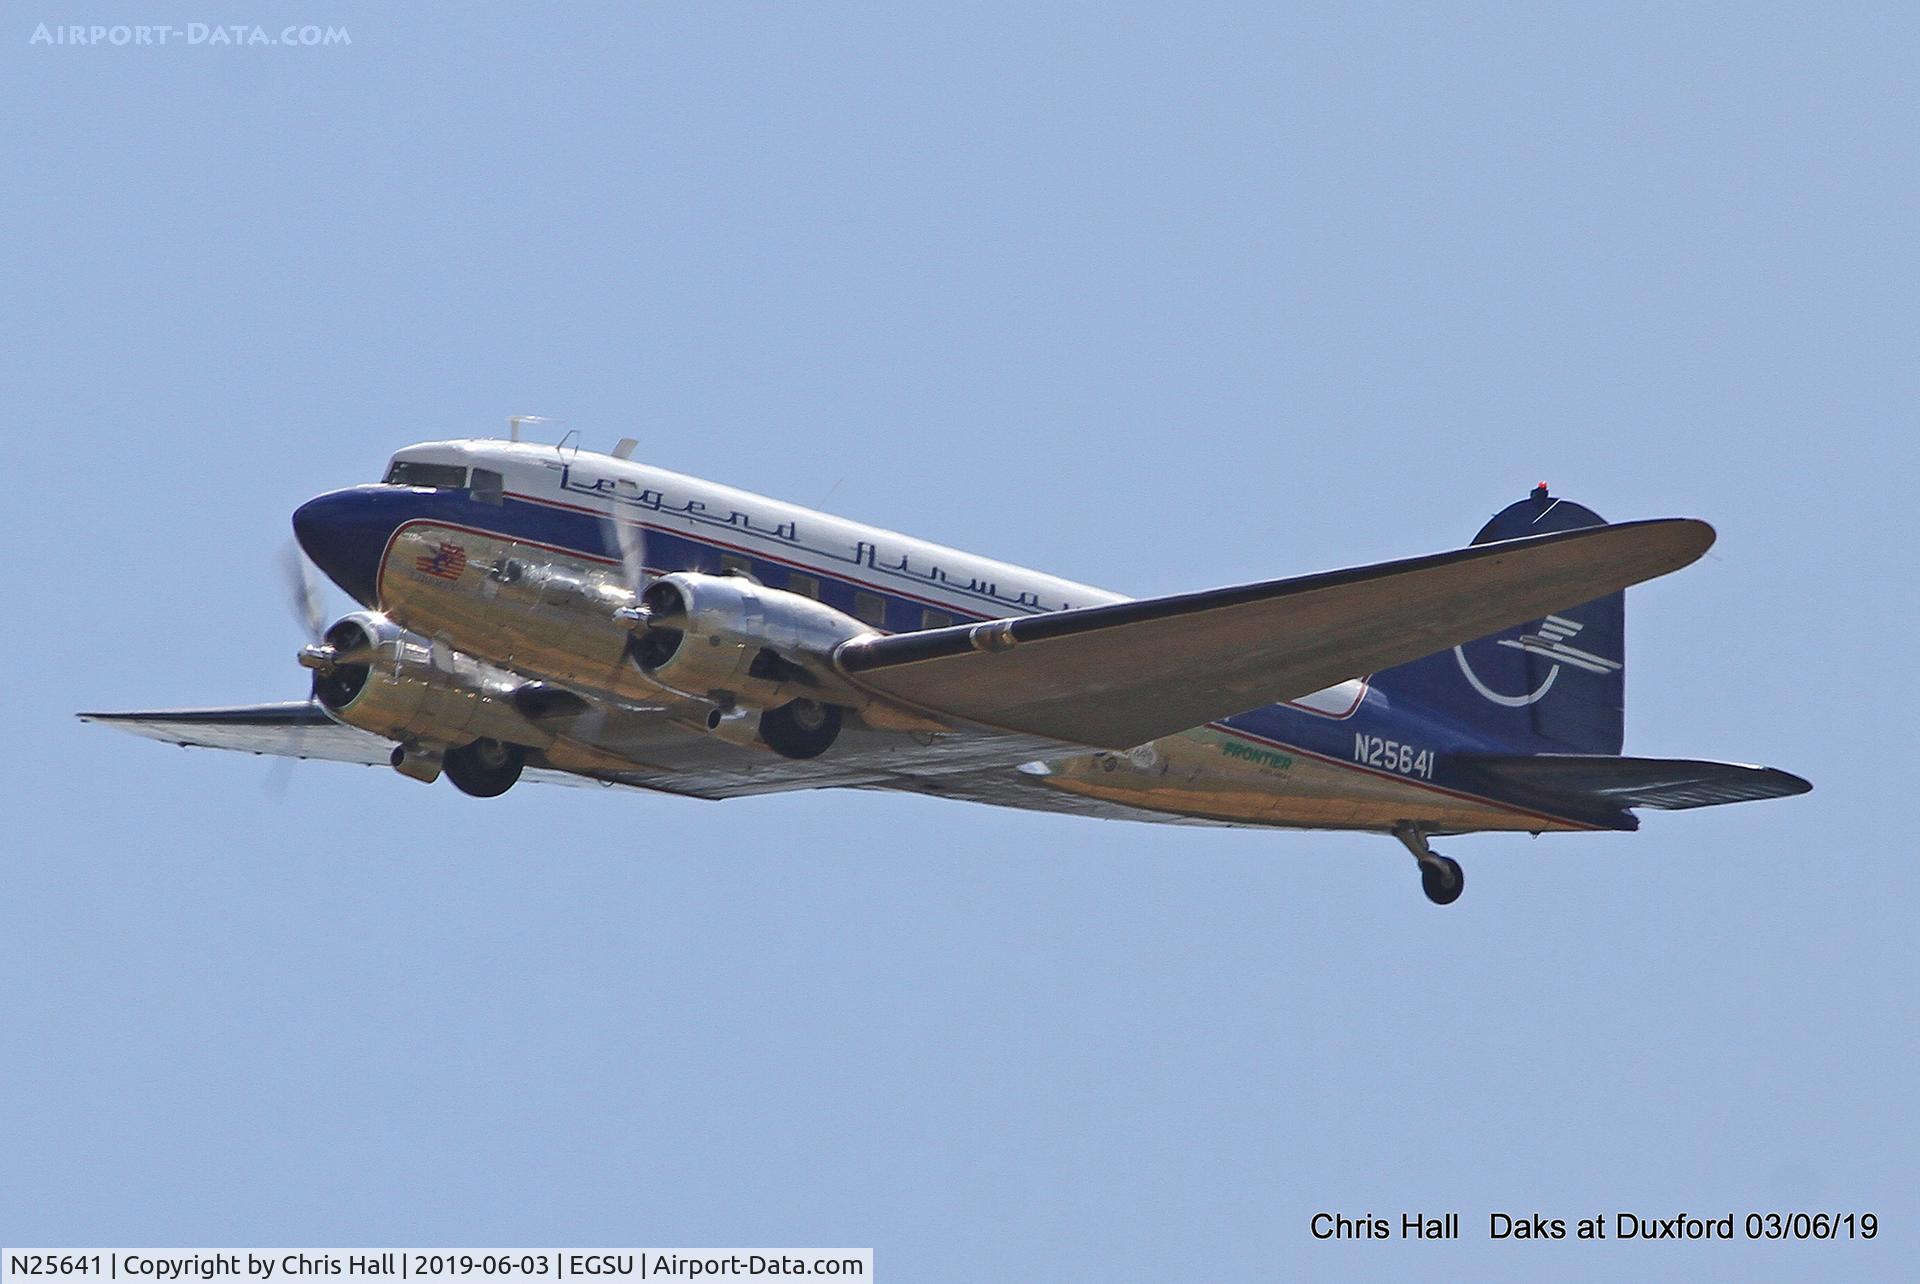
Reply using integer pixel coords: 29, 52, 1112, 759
1393, 823, 1464, 906
443, 737, 526, 797
758, 698, 842, 760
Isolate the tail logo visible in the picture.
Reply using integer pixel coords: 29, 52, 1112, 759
1453, 615, 1621, 708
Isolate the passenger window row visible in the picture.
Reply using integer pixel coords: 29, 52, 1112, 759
709, 554, 959, 633
376, 465, 956, 631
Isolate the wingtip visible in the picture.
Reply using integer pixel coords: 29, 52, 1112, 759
1724, 762, 1812, 798
1770, 768, 1813, 796
1614, 516, 1715, 573
1680, 516, 1717, 558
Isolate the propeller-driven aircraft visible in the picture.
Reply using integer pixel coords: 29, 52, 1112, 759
82, 428, 1808, 903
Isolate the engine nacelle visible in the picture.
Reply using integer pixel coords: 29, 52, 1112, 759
630, 572, 875, 710
311, 612, 552, 756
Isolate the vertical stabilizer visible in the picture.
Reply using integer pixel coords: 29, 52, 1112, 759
1375, 485, 1626, 754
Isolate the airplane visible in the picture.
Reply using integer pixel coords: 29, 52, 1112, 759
80, 427, 1809, 904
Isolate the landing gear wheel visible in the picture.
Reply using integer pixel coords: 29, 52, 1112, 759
1393, 823, 1466, 906
1420, 855, 1465, 906
758, 698, 842, 760
443, 737, 526, 797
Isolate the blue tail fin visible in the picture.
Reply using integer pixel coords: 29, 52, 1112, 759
1376, 485, 1626, 754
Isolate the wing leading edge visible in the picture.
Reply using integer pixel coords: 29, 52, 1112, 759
836, 518, 1716, 750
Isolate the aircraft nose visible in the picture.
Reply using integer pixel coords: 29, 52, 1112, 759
292, 488, 401, 607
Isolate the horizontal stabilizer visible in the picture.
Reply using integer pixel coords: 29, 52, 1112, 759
1453, 754, 1811, 811
838, 518, 1714, 750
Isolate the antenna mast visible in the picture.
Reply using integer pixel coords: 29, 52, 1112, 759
508, 414, 560, 443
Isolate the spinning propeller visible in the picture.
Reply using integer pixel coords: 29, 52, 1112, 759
284, 543, 377, 675
282, 540, 327, 648
604, 483, 686, 637
608, 486, 653, 630
598, 481, 696, 678
265, 542, 335, 798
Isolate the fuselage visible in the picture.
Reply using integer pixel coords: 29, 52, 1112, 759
291, 438, 1613, 835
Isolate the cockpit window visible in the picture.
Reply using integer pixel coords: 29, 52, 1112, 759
470, 468, 504, 505
383, 460, 468, 488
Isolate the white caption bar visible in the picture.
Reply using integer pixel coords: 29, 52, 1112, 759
3, 1252, 871, 1282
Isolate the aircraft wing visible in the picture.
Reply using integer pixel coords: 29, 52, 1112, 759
76, 702, 602, 788
75, 699, 1066, 800
79, 702, 397, 765
837, 518, 1714, 750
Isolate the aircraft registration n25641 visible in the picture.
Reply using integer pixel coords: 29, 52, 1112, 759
82, 429, 1808, 904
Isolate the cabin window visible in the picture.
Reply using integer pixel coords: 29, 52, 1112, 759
853, 591, 887, 627
383, 460, 467, 489
470, 469, 504, 505
719, 554, 755, 579
920, 609, 953, 630
787, 572, 820, 600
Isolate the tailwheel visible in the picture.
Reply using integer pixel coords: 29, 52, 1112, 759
1419, 855, 1465, 906
1393, 822, 1465, 906
444, 737, 526, 797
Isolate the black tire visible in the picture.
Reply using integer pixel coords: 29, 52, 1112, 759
758, 699, 842, 760
1420, 855, 1465, 906
444, 737, 526, 797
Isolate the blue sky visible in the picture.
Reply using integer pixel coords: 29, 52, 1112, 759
2, 3, 1914, 1278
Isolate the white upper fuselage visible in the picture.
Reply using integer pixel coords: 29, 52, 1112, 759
396, 437, 1121, 624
